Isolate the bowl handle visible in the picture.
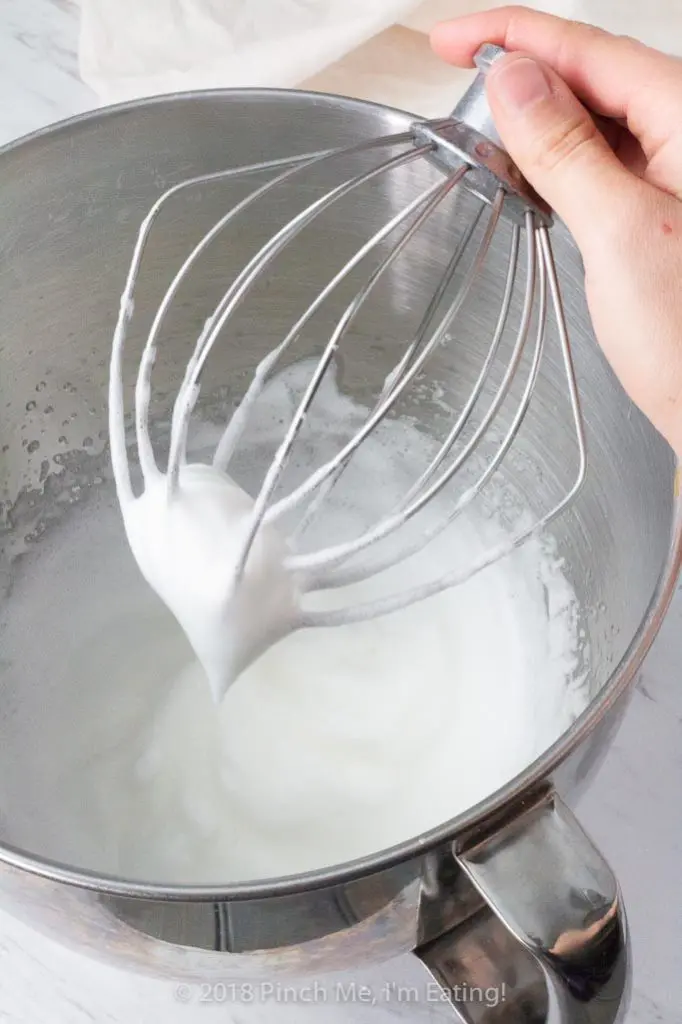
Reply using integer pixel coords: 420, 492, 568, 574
416, 790, 629, 1022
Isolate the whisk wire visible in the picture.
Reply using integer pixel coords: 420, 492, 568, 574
279, 188, 507, 581
289, 201, 487, 546
214, 168, 465, 480
302, 237, 547, 624
230, 166, 469, 583
210, 178, 449, 473
165, 146, 432, 495
308, 218, 524, 592
538, 225, 587, 499
379, 204, 485, 399
401, 220, 520, 507
130, 148, 390, 483
267, 187, 505, 541
304, 217, 590, 621
110, 133, 415, 499
307, 222, 532, 593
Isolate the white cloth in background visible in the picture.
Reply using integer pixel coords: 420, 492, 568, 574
78, 0, 433, 104
79, 0, 682, 116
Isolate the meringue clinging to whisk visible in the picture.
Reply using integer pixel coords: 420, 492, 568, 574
108, 44, 585, 698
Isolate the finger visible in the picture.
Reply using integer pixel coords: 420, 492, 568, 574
595, 119, 647, 177
430, 6, 682, 125
481, 52, 644, 251
612, 132, 649, 179
591, 114, 620, 152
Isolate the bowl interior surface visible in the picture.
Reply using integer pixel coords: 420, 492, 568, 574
0, 91, 675, 888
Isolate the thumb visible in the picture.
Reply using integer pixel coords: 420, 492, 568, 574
484, 53, 638, 249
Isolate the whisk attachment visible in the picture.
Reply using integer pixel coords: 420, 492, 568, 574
109, 44, 587, 696
415, 44, 552, 228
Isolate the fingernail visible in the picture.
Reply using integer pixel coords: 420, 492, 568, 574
490, 57, 552, 113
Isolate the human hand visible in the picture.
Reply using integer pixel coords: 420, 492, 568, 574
431, 6, 682, 458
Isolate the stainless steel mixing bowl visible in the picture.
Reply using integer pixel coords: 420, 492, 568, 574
0, 90, 679, 1023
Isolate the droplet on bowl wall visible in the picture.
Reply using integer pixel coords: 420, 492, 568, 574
26, 441, 39, 454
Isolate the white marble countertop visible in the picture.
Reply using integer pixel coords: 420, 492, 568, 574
0, 1, 681, 1022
